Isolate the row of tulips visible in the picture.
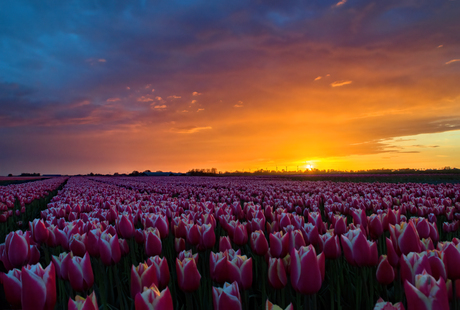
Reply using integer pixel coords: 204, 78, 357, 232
1, 176, 460, 309
0, 177, 68, 242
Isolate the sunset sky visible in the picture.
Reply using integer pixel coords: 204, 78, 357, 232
1, 1, 460, 175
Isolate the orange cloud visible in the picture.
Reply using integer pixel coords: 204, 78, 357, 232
192, 92, 202, 96
314, 76, 322, 81
137, 96, 154, 102
333, 0, 347, 7
153, 105, 167, 109
234, 101, 244, 108
445, 59, 460, 65
170, 126, 212, 134
331, 80, 352, 87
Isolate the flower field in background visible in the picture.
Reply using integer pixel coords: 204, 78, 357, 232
1, 175, 460, 310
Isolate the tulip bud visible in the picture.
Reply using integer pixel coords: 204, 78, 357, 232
131, 262, 158, 298
175, 237, 186, 253
266, 299, 294, 310
0, 268, 22, 308
268, 258, 287, 289
213, 282, 242, 310
135, 285, 173, 310
144, 227, 162, 257
176, 257, 201, 292
373, 298, 405, 310
290, 245, 324, 295
219, 236, 232, 252
146, 256, 170, 290
227, 255, 253, 290
404, 271, 448, 310
376, 255, 395, 285
21, 262, 57, 310
68, 292, 98, 310
269, 231, 289, 258
251, 230, 269, 256
67, 252, 94, 292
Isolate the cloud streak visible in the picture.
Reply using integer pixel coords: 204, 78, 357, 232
331, 80, 353, 87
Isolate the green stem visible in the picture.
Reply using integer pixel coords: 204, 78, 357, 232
186, 292, 193, 310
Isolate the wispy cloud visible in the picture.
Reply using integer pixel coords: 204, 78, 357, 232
197, 108, 204, 112
333, 0, 347, 7
234, 101, 244, 108
192, 92, 201, 96
106, 98, 120, 102
171, 126, 212, 134
137, 96, 154, 102
314, 76, 322, 81
153, 105, 167, 109
168, 95, 181, 99
445, 59, 460, 65
331, 80, 352, 87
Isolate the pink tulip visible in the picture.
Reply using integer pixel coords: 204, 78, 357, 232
135, 285, 173, 310
386, 238, 400, 267
213, 281, 242, 310
389, 221, 421, 255
332, 215, 347, 236
29, 219, 49, 244
300, 223, 320, 246
131, 262, 158, 298
368, 214, 384, 240
441, 242, 460, 280
404, 270, 449, 310
117, 214, 135, 239
197, 224, 216, 251
178, 249, 199, 264
0, 268, 22, 308
376, 255, 395, 285
98, 230, 122, 265
232, 222, 248, 246
144, 227, 162, 257
146, 256, 170, 290
210, 251, 229, 283
427, 250, 447, 281
67, 252, 94, 292
290, 245, 325, 295
186, 224, 200, 246
176, 257, 201, 292
21, 262, 57, 310
69, 233, 87, 257
266, 299, 294, 310
84, 229, 101, 257
250, 230, 269, 256
173, 238, 185, 254
219, 236, 233, 252
227, 255, 253, 290
308, 212, 326, 234
268, 257, 287, 289
287, 229, 306, 252
2, 230, 31, 269
319, 231, 341, 259
143, 214, 169, 239
341, 229, 378, 266
373, 298, 405, 310
269, 231, 289, 258
400, 252, 431, 286
51, 252, 73, 280
68, 292, 98, 310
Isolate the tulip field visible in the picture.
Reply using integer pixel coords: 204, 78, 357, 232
1, 176, 460, 309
